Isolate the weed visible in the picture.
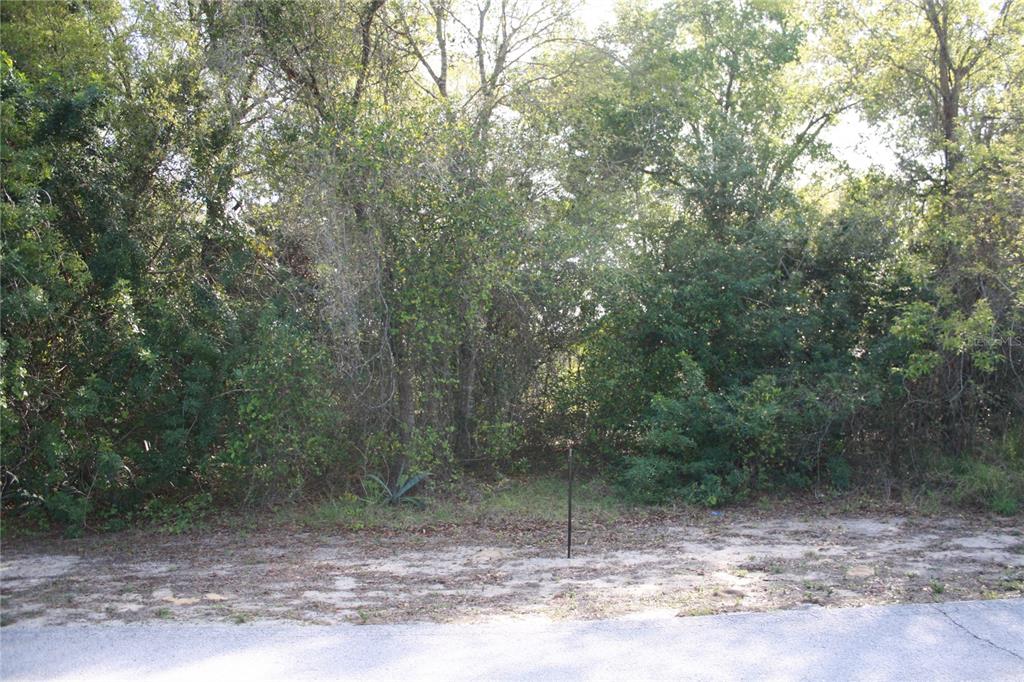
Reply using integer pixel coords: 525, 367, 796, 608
295, 476, 624, 531
802, 580, 831, 594
949, 447, 1024, 516
903, 488, 944, 515
995, 576, 1023, 592
144, 493, 212, 535
363, 468, 429, 507
481, 477, 624, 524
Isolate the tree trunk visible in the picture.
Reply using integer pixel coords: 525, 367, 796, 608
391, 332, 416, 488
454, 340, 477, 464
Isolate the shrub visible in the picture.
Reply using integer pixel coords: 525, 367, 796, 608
952, 459, 1024, 516
827, 456, 853, 491
615, 455, 683, 505
620, 351, 846, 506
42, 492, 90, 535
218, 313, 349, 506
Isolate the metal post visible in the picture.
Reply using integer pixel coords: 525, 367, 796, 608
567, 446, 573, 559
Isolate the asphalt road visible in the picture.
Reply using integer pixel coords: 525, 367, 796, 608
2, 599, 1022, 681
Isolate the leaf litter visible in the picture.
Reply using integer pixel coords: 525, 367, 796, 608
2, 508, 1021, 627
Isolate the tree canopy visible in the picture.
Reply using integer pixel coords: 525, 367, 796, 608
2, 0, 1022, 531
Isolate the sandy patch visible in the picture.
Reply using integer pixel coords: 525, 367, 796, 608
2, 509, 1021, 626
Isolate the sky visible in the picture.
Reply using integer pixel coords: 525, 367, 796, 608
578, 0, 619, 32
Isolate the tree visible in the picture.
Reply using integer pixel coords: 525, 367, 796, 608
824, 0, 1024, 461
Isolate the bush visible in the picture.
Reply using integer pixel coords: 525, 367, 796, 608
618, 351, 846, 506
615, 455, 682, 505
141, 492, 213, 534
826, 456, 853, 491
42, 492, 90, 535
952, 458, 1024, 516
217, 313, 350, 506
681, 473, 728, 507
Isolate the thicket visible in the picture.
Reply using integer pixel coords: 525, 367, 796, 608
1, 0, 1021, 532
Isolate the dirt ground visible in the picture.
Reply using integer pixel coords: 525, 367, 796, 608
2, 507, 1022, 627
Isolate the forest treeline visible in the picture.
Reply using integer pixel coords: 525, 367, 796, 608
2, 0, 1022, 530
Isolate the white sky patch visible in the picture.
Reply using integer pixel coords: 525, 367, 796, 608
578, 0, 620, 32
820, 110, 899, 173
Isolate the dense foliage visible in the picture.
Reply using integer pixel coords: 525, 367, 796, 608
2, 0, 1022, 531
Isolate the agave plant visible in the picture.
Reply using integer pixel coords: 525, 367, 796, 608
363, 466, 429, 507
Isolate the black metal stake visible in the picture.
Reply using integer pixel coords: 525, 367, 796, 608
567, 446, 573, 559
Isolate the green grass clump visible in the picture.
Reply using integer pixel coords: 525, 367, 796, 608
294, 477, 626, 531
951, 458, 1024, 516
479, 477, 624, 524
294, 493, 457, 530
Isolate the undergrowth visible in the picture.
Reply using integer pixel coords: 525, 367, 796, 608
291, 477, 627, 531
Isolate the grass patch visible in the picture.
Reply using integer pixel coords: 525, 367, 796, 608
291, 477, 627, 531
951, 458, 1023, 516
292, 493, 458, 530
479, 477, 625, 524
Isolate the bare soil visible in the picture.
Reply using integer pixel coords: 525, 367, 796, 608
2, 507, 1022, 627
